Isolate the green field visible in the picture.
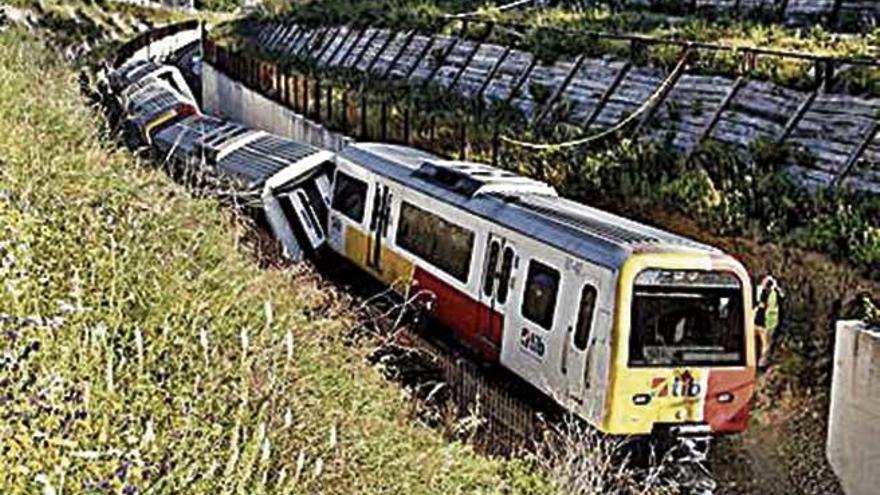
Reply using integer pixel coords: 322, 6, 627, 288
0, 28, 551, 494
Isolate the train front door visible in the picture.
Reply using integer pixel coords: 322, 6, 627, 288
478, 233, 518, 357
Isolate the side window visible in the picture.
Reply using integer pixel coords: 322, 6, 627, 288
496, 246, 515, 304
521, 260, 560, 331
331, 172, 368, 223
574, 284, 598, 350
396, 201, 475, 282
482, 240, 500, 297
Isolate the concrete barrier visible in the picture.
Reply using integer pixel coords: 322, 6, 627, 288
201, 63, 352, 152
828, 320, 880, 495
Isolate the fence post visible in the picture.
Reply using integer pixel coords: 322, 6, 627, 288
381, 98, 388, 141
292, 74, 300, 111
403, 98, 412, 144
361, 94, 369, 139
830, 0, 845, 30
341, 88, 349, 133
822, 59, 836, 91
314, 78, 322, 120
459, 119, 468, 159
275, 64, 283, 101
778, 0, 790, 22
326, 84, 334, 125
303, 77, 310, 116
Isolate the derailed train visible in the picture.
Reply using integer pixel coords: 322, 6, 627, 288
107, 59, 760, 443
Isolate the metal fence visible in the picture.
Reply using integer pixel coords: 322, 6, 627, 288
205, 18, 880, 193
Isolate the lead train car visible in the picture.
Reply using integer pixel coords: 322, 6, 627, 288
327, 143, 756, 437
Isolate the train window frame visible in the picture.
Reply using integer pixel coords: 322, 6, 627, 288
331, 171, 368, 224
396, 201, 475, 283
627, 269, 747, 368
521, 259, 560, 331
574, 284, 598, 351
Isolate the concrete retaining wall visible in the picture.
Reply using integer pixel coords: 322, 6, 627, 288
124, 28, 200, 66
828, 320, 880, 495
201, 62, 352, 151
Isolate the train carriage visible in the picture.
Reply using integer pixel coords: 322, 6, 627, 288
150, 113, 335, 261
327, 143, 756, 437
107, 58, 758, 441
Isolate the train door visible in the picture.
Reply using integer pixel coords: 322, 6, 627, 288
264, 171, 333, 260
367, 182, 393, 273
561, 278, 599, 411
327, 167, 372, 262
478, 234, 518, 354
501, 248, 578, 406
275, 174, 332, 252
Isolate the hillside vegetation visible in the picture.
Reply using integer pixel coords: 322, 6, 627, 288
0, 28, 549, 494
259, 0, 879, 65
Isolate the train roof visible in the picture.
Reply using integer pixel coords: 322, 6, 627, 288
109, 59, 164, 92
123, 79, 191, 131
152, 114, 331, 190
339, 143, 716, 270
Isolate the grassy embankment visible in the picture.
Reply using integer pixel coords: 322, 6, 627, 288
0, 28, 550, 494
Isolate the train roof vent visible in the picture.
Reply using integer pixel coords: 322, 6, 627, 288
413, 160, 557, 198
198, 123, 267, 163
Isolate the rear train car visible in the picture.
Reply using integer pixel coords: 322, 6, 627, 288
149, 113, 335, 261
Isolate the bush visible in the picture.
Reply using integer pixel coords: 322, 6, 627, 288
197, 0, 243, 12
533, 418, 678, 495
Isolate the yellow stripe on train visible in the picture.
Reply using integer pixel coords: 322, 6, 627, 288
344, 225, 415, 291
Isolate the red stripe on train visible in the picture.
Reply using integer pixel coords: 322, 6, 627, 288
703, 369, 755, 433
412, 267, 503, 361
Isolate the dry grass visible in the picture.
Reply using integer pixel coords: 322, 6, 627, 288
0, 27, 553, 494
533, 419, 680, 495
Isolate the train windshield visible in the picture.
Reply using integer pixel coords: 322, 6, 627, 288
628, 270, 745, 367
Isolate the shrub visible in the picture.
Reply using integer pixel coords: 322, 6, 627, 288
533, 418, 679, 495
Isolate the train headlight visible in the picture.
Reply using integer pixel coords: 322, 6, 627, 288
632, 394, 651, 406
716, 392, 734, 403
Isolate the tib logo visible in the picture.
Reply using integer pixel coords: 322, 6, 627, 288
651, 371, 702, 398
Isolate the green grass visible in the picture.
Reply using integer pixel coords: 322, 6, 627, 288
0, 28, 549, 494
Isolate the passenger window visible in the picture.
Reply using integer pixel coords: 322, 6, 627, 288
396, 201, 474, 283
521, 260, 560, 330
496, 246, 515, 304
331, 172, 368, 223
482, 241, 501, 297
574, 285, 598, 350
